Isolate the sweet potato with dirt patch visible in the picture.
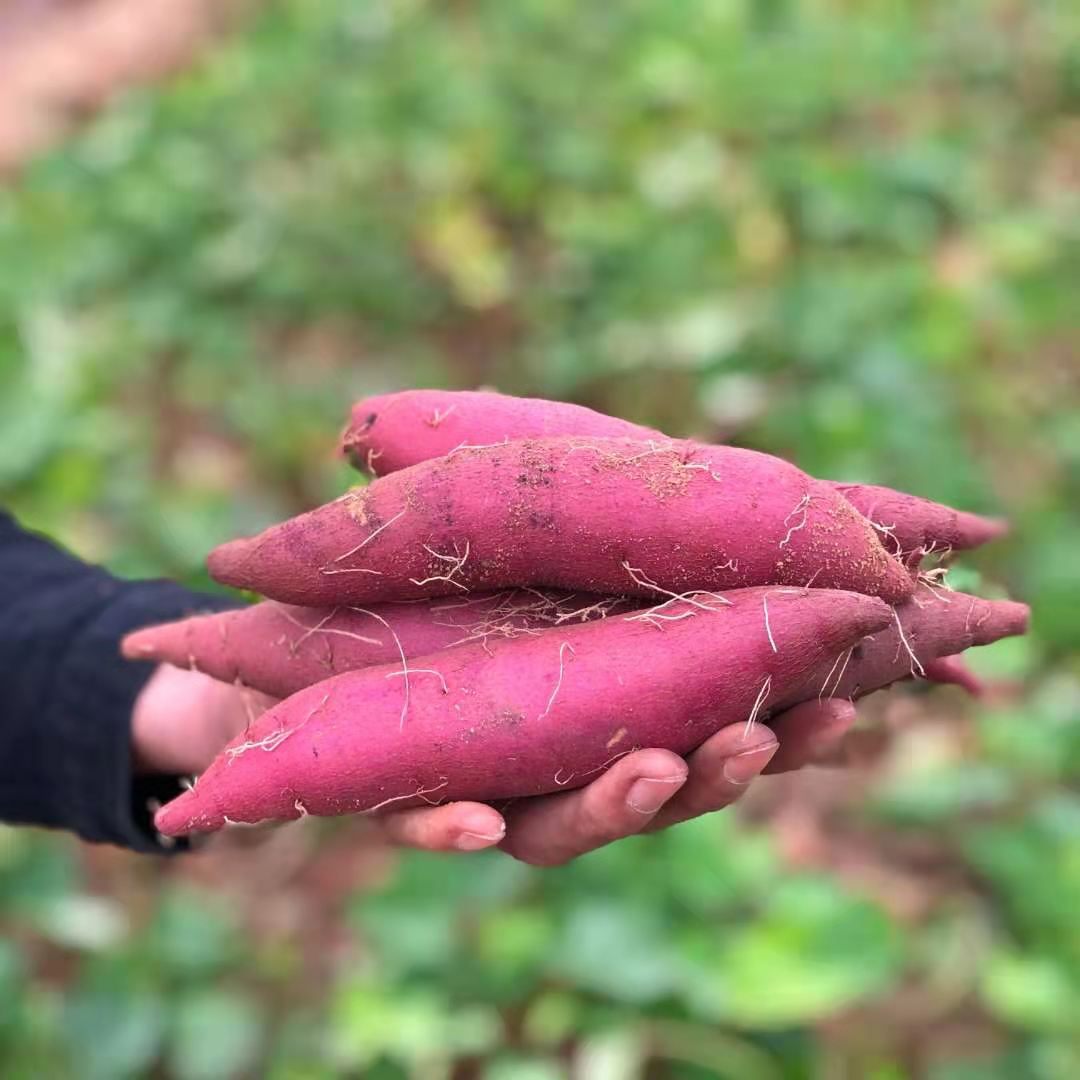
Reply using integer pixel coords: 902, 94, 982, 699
122, 591, 626, 699
342, 389, 1006, 559
154, 586, 895, 836
208, 436, 915, 606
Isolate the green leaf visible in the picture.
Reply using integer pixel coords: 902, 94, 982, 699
167, 989, 264, 1080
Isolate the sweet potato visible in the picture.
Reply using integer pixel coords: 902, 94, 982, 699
825, 591, 1027, 700
208, 436, 915, 606
154, 586, 895, 835
123, 586, 1018, 703
342, 389, 1006, 558
122, 591, 625, 699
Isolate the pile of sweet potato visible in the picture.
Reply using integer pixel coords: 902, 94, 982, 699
129, 391, 1028, 836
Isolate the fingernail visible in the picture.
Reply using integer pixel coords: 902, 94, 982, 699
627, 775, 685, 815
455, 831, 504, 851
721, 741, 778, 786
455, 813, 506, 850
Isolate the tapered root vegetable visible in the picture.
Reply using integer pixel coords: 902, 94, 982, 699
126, 582, 1025, 706
122, 591, 626, 699
825, 593, 1027, 700
154, 587, 895, 836
341, 389, 650, 473
209, 436, 915, 606
342, 389, 1006, 557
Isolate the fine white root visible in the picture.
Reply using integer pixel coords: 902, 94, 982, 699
226, 693, 330, 762
917, 565, 955, 605
893, 608, 926, 678
744, 675, 773, 738
560, 439, 676, 468
538, 641, 576, 722
361, 778, 451, 815
318, 566, 385, 578
762, 594, 778, 653
819, 646, 855, 701
385, 666, 449, 696
676, 459, 723, 482
565, 746, 640, 787
277, 608, 337, 654
323, 507, 407, 573
622, 562, 732, 629
434, 590, 625, 649
276, 607, 384, 659
409, 540, 471, 592
621, 562, 734, 615
347, 606, 413, 730
426, 404, 457, 428
302, 625, 385, 650
918, 539, 955, 563
778, 493, 811, 549
964, 595, 978, 633
446, 437, 509, 458
869, 518, 903, 557
622, 442, 679, 464
293, 799, 309, 819
365, 447, 384, 473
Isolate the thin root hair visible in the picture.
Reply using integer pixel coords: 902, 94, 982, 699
893, 608, 926, 678
347, 606, 414, 730
538, 641, 577, 722
762, 594, 778, 653
778, 493, 811, 549
426, 404, 457, 428
361, 777, 450, 814
744, 674, 773, 738
226, 693, 330, 762
323, 507, 407, 572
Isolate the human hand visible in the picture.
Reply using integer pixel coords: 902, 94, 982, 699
131, 664, 853, 862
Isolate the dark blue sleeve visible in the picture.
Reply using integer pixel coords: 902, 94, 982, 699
0, 511, 234, 852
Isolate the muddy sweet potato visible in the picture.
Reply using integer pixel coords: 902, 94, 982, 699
342, 389, 1006, 558
208, 436, 915, 606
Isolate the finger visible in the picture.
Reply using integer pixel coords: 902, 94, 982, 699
377, 801, 506, 853
763, 698, 857, 774
645, 724, 778, 832
923, 654, 986, 697
498, 749, 688, 867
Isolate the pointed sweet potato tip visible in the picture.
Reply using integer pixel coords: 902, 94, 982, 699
206, 537, 257, 590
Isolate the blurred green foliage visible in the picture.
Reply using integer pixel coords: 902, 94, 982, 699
1, 0, 1078, 1076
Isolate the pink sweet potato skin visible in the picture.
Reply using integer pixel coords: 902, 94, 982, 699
155, 587, 894, 835
342, 390, 1006, 556
209, 436, 914, 606
828, 592, 1028, 700
342, 390, 650, 473
122, 592, 623, 700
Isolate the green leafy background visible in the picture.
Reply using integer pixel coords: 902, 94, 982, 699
1, 0, 1078, 1076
